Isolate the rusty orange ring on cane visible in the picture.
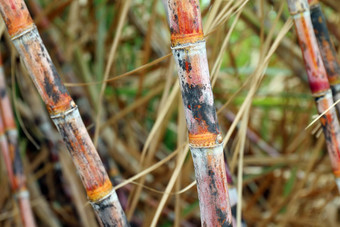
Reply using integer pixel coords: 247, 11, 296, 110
0, 0, 34, 37
333, 169, 340, 178
189, 132, 221, 147
171, 33, 204, 46
86, 179, 113, 202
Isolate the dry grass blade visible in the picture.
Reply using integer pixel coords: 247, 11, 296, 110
94, 0, 132, 146
150, 145, 189, 227
64, 54, 171, 87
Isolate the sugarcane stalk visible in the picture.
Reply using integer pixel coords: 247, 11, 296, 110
163, 0, 232, 225
27, 0, 131, 190
308, 0, 340, 113
0, 56, 36, 227
0, 1, 128, 225
287, 0, 340, 190
28, 0, 98, 111
17, 66, 101, 227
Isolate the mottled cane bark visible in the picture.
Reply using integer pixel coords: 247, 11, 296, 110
27, 0, 121, 181
0, 1, 128, 225
163, 0, 232, 225
287, 0, 340, 191
308, 0, 340, 114
27, 0, 93, 111
27, 0, 131, 212
19, 67, 60, 160
0, 57, 36, 227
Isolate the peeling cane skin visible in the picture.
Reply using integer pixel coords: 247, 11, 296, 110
288, 0, 340, 187
310, 3, 340, 113
165, 0, 232, 225
0, 0, 129, 225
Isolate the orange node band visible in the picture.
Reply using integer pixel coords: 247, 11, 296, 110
8, 21, 34, 38
46, 97, 74, 115
86, 179, 113, 202
4, 11, 33, 38
333, 169, 340, 178
171, 33, 204, 46
0, 0, 34, 37
308, 0, 319, 6
189, 132, 219, 147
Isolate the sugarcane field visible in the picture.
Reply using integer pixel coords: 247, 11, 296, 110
1, 0, 340, 226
